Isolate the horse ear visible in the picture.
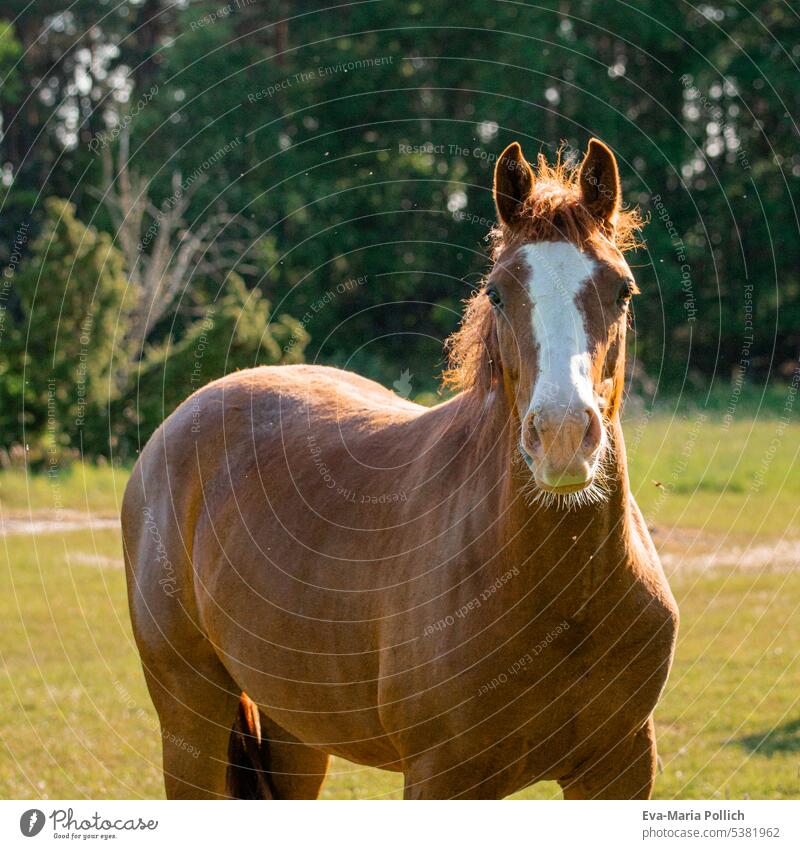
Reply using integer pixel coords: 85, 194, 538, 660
578, 138, 621, 225
493, 142, 534, 226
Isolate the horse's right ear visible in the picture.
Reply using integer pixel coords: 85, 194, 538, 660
493, 142, 534, 226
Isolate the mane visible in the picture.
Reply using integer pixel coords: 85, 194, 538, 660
442, 291, 500, 397
443, 150, 643, 396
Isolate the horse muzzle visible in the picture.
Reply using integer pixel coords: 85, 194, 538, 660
519, 405, 604, 493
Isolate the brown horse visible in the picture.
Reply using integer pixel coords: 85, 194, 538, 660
122, 138, 678, 800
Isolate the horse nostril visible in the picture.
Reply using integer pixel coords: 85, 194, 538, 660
523, 415, 542, 453
582, 408, 602, 453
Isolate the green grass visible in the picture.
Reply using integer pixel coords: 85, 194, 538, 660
0, 462, 126, 516
626, 413, 800, 536
2, 524, 797, 799
0, 529, 158, 797
0, 413, 798, 799
652, 569, 800, 800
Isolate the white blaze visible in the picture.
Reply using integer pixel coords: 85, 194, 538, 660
519, 242, 597, 415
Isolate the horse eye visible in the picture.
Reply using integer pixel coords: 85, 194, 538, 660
617, 279, 635, 307
486, 286, 502, 307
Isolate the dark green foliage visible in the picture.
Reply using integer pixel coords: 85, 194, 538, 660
0, 2, 798, 459
0, 198, 127, 460
1, 200, 307, 462
118, 273, 308, 457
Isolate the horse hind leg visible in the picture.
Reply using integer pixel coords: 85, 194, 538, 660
123, 457, 327, 799
134, 633, 241, 799
141, 645, 328, 799
227, 696, 330, 799
135, 611, 329, 799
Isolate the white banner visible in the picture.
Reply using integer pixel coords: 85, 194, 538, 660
2, 800, 798, 848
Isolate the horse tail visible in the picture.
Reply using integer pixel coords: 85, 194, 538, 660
226, 693, 277, 799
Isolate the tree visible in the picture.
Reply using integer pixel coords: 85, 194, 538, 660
117, 272, 309, 456
99, 126, 255, 375
2, 197, 127, 459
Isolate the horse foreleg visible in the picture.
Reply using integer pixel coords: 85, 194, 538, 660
559, 716, 658, 800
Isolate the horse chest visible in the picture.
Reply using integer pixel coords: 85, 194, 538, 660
487, 563, 675, 759
472, 580, 674, 792
552, 568, 678, 745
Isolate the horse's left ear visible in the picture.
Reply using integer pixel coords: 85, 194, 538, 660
578, 138, 621, 225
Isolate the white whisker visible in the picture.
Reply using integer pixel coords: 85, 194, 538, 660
514, 438, 616, 512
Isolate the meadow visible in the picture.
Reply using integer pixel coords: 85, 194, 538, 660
1, 407, 798, 799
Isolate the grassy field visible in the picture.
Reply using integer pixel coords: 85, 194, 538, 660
0, 410, 798, 799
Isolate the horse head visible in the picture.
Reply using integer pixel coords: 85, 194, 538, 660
482, 139, 641, 505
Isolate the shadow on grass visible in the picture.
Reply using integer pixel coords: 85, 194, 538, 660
733, 719, 800, 756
